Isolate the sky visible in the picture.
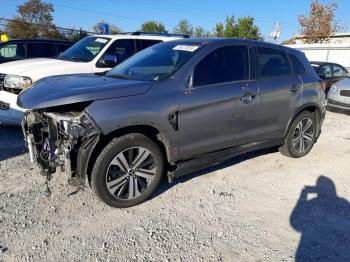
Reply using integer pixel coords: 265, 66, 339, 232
1, 0, 350, 41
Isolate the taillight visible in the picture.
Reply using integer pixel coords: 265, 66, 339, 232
319, 80, 326, 91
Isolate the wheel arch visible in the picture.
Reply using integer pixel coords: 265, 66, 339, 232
284, 103, 323, 138
79, 124, 172, 186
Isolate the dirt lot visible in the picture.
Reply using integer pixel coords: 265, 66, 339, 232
0, 111, 350, 262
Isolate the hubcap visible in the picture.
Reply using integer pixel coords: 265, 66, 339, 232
292, 117, 314, 154
105, 147, 156, 200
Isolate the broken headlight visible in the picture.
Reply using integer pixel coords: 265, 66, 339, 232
46, 111, 100, 140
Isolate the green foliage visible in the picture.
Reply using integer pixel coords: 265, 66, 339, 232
236, 17, 263, 40
214, 22, 224, 37
173, 19, 193, 36
223, 16, 238, 37
194, 26, 211, 37
213, 15, 262, 40
140, 20, 167, 33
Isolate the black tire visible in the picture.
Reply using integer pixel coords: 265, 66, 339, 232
279, 111, 317, 158
91, 133, 164, 208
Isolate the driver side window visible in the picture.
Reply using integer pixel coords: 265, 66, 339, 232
97, 39, 136, 68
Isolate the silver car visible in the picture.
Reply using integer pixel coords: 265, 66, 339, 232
327, 77, 350, 111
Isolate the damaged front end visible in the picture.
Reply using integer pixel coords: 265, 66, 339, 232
22, 106, 100, 187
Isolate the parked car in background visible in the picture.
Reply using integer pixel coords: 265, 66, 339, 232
0, 32, 186, 125
310, 61, 349, 94
19, 38, 326, 208
327, 78, 350, 112
0, 39, 74, 64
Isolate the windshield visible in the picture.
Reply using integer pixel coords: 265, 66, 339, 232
58, 36, 110, 62
106, 42, 202, 81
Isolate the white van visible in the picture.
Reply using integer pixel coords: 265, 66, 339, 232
0, 33, 185, 125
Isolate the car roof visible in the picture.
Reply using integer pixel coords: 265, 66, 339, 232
92, 33, 184, 41
163, 37, 305, 54
310, 61, 344, 67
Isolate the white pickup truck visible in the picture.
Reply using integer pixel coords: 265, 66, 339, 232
0, 33, 185, 125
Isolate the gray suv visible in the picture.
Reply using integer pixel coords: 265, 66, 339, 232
18, 38, 326, 208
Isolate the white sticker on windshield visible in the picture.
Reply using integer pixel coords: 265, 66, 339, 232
95, 38, 108, 44
173, 45, 200, 52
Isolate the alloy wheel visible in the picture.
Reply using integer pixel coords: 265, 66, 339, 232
105, 147, 156, 200
292, 117, 314, 154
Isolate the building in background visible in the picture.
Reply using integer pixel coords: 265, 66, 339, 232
294, 32, 350, 45
286, 32, 350, 69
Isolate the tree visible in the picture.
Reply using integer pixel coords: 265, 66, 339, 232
236, 17, 263, 40
194, 26, 211, 37
93, 20, 122, 34
140, 21, 167, 33
213, 15, 262, 40
298, 0, 338, 43
173, 19, 193, 36
7, 0, 61, 39
214, 22, 224, 37
223, 16, 237, 37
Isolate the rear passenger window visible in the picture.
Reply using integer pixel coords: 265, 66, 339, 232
137, 40, 162, 51
28, 43, 57, 58
290, 55, 306, 75
194, 45, 249, 87
258, 47, 291, 78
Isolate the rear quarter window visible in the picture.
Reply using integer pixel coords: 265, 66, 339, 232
290, 54, 307, 75
258, 47, 292, 78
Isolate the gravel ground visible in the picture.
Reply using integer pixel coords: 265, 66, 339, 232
0, 111, 350, 262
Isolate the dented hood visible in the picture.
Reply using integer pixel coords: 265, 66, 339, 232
17, 74, 152, 110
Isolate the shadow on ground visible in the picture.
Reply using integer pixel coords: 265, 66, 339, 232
0, 125, 27, 161
290, 176, 350, 261
153, 147, 278, 199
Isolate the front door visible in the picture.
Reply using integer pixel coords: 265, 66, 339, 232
178, 45, 259, 160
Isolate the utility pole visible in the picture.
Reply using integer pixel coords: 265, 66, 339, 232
270, 21, 281, 43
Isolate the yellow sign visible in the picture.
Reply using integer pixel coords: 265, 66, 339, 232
0, 35, 9, 42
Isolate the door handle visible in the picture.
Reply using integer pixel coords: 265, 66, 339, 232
240, 93, 256, 104
290, 84, 302, 92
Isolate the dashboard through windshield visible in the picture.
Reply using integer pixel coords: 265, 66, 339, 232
58, 37, 110, 62
106, 42, 202, 81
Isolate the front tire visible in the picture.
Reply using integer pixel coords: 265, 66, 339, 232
279, 111, 317, 158
91, 133, 164, 208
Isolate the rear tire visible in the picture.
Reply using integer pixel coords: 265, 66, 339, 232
91, 133, 164, 208
279, 111, 317, 158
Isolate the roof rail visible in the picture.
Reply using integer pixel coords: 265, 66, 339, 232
129, 32, 189, 38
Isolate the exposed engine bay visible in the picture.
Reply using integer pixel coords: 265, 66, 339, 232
21, 108, 100, 187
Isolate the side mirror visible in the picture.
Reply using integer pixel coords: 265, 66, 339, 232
318, 73, 326, 80
102, 54, 118, 68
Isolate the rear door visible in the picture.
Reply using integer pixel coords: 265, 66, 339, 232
27, 42, 57, 58
254, 47, 303, 141
178, 44, 259, 160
